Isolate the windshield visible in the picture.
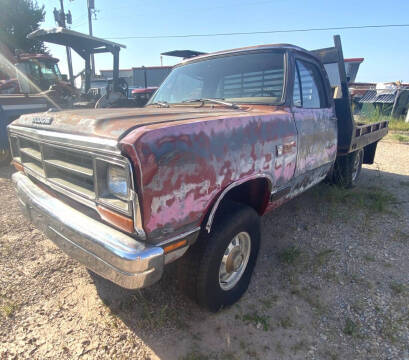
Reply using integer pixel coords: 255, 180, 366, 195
37, 61, 62, 81
149, 51, 285, 105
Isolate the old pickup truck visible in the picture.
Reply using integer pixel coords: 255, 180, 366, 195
8, 36, 387, 311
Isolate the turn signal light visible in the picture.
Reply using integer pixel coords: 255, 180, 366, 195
163, 239, 187, 254
97, 205, 134, 233
12, 161, 24, 172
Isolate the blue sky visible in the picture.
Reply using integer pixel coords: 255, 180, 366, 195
40, 0, 409, 83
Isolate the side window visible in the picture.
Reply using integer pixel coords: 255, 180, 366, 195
295, 60, 327, 108
293, 66, 302, 107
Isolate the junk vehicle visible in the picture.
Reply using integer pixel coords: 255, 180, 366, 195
0, 28, 134, 163
0, 50, 77, 164
8, 36, 388, 311
27, 27, 131, 109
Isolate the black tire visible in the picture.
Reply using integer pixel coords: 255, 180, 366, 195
331, 148, 364, 188
178, 201, 261, 312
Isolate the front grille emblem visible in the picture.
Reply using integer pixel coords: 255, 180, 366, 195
32, 116, 53, 125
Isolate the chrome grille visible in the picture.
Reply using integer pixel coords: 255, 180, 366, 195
12, 136, 96, 199
8, 132, 133, 218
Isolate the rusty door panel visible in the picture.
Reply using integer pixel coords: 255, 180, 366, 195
121, 106, 297, 243
292, 107, 337, 177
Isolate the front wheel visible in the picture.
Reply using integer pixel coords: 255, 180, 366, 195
180, 202, 261, 312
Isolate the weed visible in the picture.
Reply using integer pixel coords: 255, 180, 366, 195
348, 274, 374, 289
292, 287, 327, 314
322, 349, 339, 360
241, 311, 270, 331
291, 340, 308, 353
363, 254, 376, 262
343, 318, 359, 336
219, 352, 237, 360
179, 351, 209, 360
275, 342, 284, 355
259, 295, 278, 309
381, 317, 400, 344
0, 298, 18, 318
388, 118, 409, 132
277, 316, 293, 329
390, 282, 407, 295
391, 230, 409, 244
278, 246, 302, 265
351, 299, 366, 313
314, 249, 335, 267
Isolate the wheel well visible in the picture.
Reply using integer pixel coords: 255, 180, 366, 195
222, 178, 270, 215
205, 178, 270, 232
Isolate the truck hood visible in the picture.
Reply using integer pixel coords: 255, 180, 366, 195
12, 106, 266, 141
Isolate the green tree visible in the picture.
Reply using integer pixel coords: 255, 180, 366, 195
0, 0, 46, 55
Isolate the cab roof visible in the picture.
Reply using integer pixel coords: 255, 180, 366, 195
180, 43, 309, 65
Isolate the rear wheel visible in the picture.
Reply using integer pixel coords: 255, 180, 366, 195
331, 148, 364, 188
178, 201, 260, 312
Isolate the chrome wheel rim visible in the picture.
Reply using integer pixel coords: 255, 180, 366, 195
219, 231, 251, 291
352, 149, 363, 182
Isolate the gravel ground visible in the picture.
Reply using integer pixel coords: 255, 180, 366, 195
1, 140, 408, 360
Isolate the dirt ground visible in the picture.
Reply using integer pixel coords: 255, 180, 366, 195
1, 140, 408, 360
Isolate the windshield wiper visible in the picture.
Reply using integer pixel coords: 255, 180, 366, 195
181, 98, 240, 109
149, 101, 170, 108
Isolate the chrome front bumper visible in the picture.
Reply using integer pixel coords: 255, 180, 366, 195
12, 171, 164, 289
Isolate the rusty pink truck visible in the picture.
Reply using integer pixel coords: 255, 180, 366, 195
8, 36, 387, 311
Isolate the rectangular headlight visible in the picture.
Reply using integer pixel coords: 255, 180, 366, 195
95, 159, 132, 215
107, 165, 129, 200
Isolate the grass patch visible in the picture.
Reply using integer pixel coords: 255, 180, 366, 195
343, 318, 359, 336
359, 114, 409, 132
388, 118, 409, 132
291, 287, 327, 314
278, 246, 302, 265
240, 311, 270, 331
390, 282, 407, 295
316, 184, 396, 214
391, 133, 409, 143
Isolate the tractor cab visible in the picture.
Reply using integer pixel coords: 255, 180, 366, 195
15, 53, 63, 93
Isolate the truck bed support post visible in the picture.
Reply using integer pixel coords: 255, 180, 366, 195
112, 47, 119, 92
85, 52, 91, 93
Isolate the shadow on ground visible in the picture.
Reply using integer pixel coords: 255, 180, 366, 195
0, 164, 12, 180
87, 165, 409, 359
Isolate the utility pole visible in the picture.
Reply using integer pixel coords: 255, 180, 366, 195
54, 0, 74, 85
87, 0, 95, 76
